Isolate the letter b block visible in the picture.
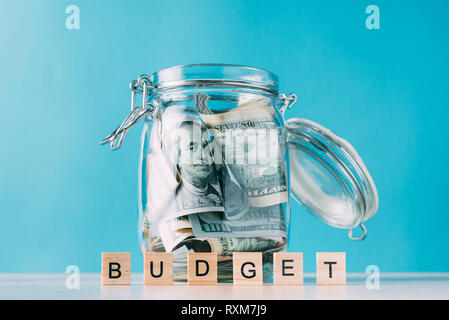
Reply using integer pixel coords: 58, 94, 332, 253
188, 253, 217, 285
233, 252, 262, 285
144, 252, 173, 285
101, 252, 131, 285
316, 252, 346, 285
273, 252, 303, 285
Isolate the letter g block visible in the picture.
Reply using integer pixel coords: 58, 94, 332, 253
233, 252, 263, 285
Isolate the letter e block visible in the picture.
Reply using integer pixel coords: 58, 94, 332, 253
233, 252, 263, 285
101, 252, 131, 285
188, 252, 217, 285
144, 252, 173, 285
316, 252, 346, 285
273, 252, 303, 285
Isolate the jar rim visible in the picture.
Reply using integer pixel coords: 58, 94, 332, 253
149, 64, 279, 95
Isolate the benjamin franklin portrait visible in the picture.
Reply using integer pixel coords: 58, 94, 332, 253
172, 120, 224, 213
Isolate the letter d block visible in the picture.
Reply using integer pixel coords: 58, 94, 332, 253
316, 252, 346, 285
101, 252, 131, 285
233, 252, 263, 285
144, 252, 173, 285
273, 252, 303, 285
188, 252, 217, 285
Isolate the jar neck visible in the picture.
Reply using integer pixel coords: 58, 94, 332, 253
151, 86, 280, 108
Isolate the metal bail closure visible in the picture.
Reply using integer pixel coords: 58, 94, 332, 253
286, 118, 379, 240
348, 223, 367, 241
101, 75, 157, 150
279, 93, 298, 115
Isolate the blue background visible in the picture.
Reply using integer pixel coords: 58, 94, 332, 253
1, 0, 448, 273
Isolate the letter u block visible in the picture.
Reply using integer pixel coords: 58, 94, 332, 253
144, 252, 173, 285
188, 252, 217, 285
101, 252, 131, 285
233, 252, 263, 285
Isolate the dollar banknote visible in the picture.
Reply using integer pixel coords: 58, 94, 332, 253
199, 98, 288, 208
189, 205, 287, 238
207, 237, 286, 256
169, 236, 285, 257
145, 106, 226, 239
144, 98, 289, 256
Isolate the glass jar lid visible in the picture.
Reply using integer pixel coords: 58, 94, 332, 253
286, 118, 379, 239
150, 64, 279, 95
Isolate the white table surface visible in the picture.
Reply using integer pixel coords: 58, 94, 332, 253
1, 273, 448, 300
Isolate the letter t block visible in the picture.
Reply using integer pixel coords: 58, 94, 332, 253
101, 252, 131, 285
316, 252, 346, 285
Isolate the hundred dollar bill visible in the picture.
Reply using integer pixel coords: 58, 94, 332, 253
169, 236, 285, 256
189, 204, 287, 238
145, 106, 225, 237
194, 95, 252, 220
208, 237, 286, 256
199, 98, 288, 208
169, 117, 225, 215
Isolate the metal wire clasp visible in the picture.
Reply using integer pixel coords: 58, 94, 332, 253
348, 223, 368, 241
279, 93, 298, 115
101, 75, 158, 150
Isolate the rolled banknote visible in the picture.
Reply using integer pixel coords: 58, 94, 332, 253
208, 237, 286, 256
189, 205, 287, 239
169, 236, 286, 257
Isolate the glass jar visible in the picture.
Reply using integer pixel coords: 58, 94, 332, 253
102, 64, 378, 282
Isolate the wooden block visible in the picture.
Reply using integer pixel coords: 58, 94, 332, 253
144, 252, 173, 285
188, 253, 217, 285
316, 252, 346, 285
101, 252, 131, 285
233, 252, 263, 285
273, 252, 303, 285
